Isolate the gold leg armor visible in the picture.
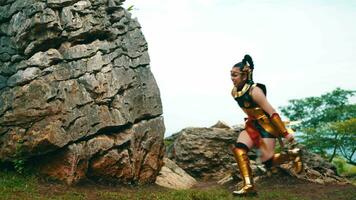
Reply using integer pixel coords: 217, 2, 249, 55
232, 148, 257, 196
272, 148, 303, 174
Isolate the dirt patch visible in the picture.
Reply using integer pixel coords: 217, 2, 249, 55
35, 175, 355, 200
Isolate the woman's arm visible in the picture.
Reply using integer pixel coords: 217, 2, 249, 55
250, 86, 294, 141
250, 86, 276, 116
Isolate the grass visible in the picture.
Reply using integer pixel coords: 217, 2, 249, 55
97, 188, 308, 200
332, 157, 356, 185
0, 170, 38, 199
0, 171, 88, 200
332, 157, 356, 177
0, 170, 355, 200
163, 138, 174, 148
0, 172, 304, 200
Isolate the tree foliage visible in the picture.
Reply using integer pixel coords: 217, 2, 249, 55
330, 118, 356, 163
280, 88, 356, 163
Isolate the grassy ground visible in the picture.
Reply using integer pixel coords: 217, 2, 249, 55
332, 157, 356, 185
0, 170, 355, 200
333, 157, 356, 177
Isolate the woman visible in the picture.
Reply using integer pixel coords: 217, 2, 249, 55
230, 55, 303, 196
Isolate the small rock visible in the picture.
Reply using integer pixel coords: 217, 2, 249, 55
210, 120, 232, 129
155, 158, 197, 190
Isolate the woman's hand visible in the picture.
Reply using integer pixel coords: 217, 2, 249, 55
285, 133, 295, 143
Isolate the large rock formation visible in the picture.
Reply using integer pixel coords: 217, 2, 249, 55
167, 122, 350, 185
0, 0, 165, 185
166, 122, 246, 180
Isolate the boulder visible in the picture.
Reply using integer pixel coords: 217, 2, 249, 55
155, 157, 197, 190
0, 0, 165, 185
166, 124, 252, 180
167, 122, 351, 185
287, 146, 351, 185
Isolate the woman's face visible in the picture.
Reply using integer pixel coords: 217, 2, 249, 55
230, 67, 247, 88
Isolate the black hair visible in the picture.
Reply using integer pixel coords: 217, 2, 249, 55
233, 54, 254, 70
233, 54, 254, 83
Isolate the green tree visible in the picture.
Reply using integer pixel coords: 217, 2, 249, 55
330, 118, 356, 164
280, 88, 356, 163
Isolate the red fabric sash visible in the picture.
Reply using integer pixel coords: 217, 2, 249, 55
245, 119, 262, 147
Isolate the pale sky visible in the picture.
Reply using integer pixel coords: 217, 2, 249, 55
124, 0, 356, 136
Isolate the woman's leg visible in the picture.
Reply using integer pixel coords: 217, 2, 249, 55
261, 138, 303, 174
237, 130, 254, 149
232, 130, 257, 196
260, 138, 276, 162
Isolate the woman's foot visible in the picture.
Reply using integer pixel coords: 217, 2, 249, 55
233, 184, 257, 196
232, 146, 257, 196
288, 148, 303, 174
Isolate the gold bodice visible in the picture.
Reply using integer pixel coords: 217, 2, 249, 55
242, 107, 280, 137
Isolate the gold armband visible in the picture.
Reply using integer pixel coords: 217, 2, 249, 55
270, 113, 288, 137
